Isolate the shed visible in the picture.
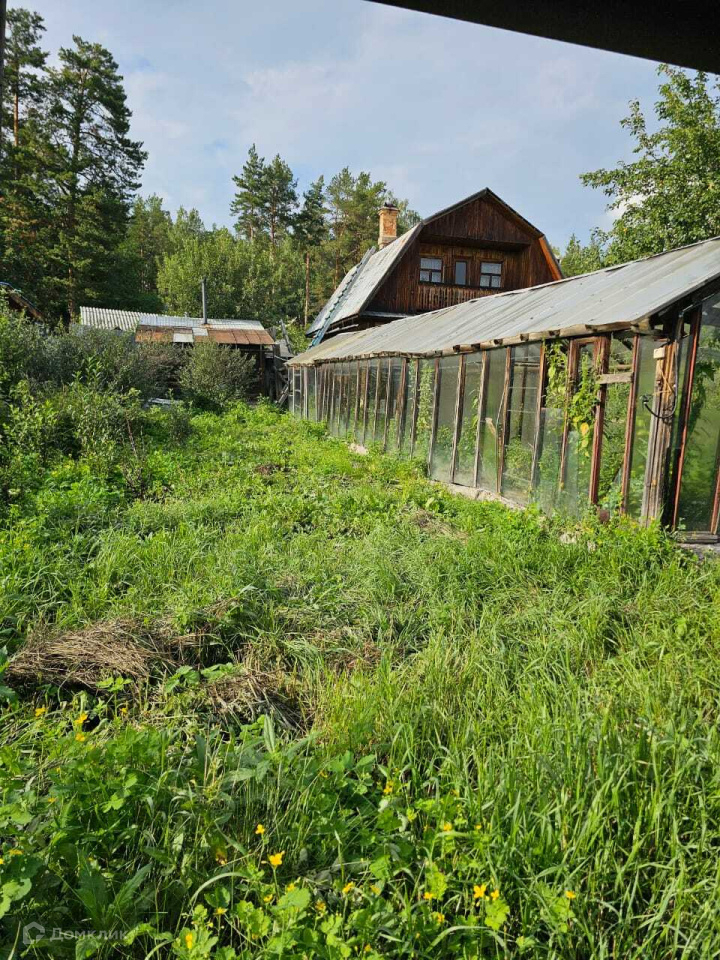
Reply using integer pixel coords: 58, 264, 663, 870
289, 236, 720, 539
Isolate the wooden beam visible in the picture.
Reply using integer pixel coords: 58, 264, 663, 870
670, 310, 701, 527
597, 371, 633, 385
383, 359, 393, 450
620, 335, 641, 513
497, 347, 513, 493
530, 344, 547, 492
589, 336, 610, 505
409, 360, 421, 457
396, 358, 408, 451
642, 339, 678, 522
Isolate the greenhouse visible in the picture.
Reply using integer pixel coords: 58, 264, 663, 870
289, 237, 720, 538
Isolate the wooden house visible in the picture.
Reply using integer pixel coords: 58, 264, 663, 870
308, 189, 561, 342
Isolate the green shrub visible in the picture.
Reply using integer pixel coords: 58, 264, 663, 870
179, 341, 255, 409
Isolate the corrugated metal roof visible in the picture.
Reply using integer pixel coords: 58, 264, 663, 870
290, 236, 720, 365
78, 307, 140, 331
79, 307, 274, 344
307, 225, 422, 336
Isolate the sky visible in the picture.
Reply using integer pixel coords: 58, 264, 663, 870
30, 0, 666, 250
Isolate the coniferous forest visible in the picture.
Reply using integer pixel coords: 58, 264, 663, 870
0, 6, 420, 332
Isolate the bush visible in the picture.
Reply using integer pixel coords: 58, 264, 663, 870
179, 340, 255, 409
0, 309, 187, 401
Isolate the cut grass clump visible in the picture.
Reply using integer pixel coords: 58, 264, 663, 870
1, 401, 720, 958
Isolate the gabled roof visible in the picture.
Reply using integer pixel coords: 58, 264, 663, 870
308, 188, 558, 342
290, 235, 720, 365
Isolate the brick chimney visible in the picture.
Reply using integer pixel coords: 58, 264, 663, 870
378, 202, 399, 248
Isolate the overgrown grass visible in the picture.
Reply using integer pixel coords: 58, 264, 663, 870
2, 402, 720, 959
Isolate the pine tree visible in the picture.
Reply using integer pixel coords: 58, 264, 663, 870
40, 36, 146, 319
263, 153, 297, 247
294, 176, 326, 324
230, 144, 266, 241
325, 168, 387, 286
2, 8, 47, 155
0, 8, 50, 308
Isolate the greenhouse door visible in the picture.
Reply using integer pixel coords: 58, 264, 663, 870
670, 292, 720, 537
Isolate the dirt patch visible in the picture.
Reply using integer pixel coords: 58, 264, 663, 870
253, 463, 288, 477
411, 509, 467, 540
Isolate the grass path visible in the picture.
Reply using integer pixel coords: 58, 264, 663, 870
1, 403, 720, 958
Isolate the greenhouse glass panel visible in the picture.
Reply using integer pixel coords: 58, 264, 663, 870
413, 359, 437, 464
399, 361, 418, 457
331, 365, 342, 436
597, 335, 634, 511
357, 362, 368, 443
558, 342, 597, 516
373, 358, 389, 445
365, 360, 378, 445
454, 353, 484, 487
626, 337, 657, 518
429, 356, 460, 482
676, 292, 720, 531
533, 341, 568, 513
346, 362, 358, 440
293, 368, 302, 417
385, 359, 403, 452
501, 343, 541, 504
307, 368, 317, 421
476, 348, 506, 493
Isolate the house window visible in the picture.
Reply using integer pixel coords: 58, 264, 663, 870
454, 260, 468, 286
480, 261, 503, 289
420, 257, 443, 283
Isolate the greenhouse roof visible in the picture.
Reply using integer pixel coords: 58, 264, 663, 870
290, 236, 720, 366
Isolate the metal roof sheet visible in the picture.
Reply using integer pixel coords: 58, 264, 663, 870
307, 225, 422, 336
289, 236, 720, 365
79, 306, 271, 336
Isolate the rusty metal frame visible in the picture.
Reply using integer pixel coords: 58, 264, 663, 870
450, 355, 467, 483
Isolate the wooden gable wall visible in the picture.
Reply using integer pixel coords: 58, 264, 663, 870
367, 194, 558, 317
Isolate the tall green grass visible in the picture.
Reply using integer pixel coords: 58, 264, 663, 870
1, 402, 720, 958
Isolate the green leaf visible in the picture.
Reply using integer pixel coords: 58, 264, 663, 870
276, 886, 311, 912
484, 897, 510, 931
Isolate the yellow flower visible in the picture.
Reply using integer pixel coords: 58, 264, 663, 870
268, 851, 284, 868
565, 890, 576, 900
9, 849, 23, 857
214, 907, 226, 917
474, 824, 483, 831
490, 889, 500, 901
364, 946, 372, 953
370, 884, 380, 895
75, 733, 86, 743
184, 932, 194, 949
0, 858, 4, 865
441, 822, 453, 832
383, 781, 394, 795
264, 894, 274, 903
76, 712, 88, 726
315, 900, 326, 914
47, 796, 57, 804
120, 706, 128, 716
286, 882, 297, 892
255, 823, 265, 835
342, 881, 354, 896
423, 891, 434, 901
215, 852, 227, 865
319, 770, 329, 779
432, 911, 445, 924
473, 884, 487, 901
35, 706, 47, 718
